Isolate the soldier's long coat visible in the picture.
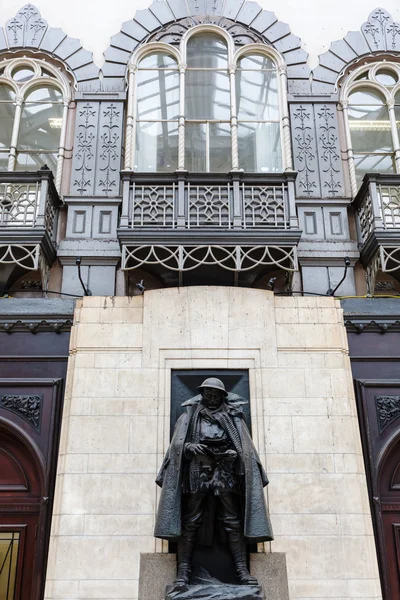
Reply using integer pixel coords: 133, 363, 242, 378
154, 399, 274, 543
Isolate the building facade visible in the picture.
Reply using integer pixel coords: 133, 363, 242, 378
0, 1, 400, 599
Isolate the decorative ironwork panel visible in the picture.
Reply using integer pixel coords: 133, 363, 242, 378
131, 184, 176, 227
380, 246, 400, 274
0, 395, 42, 432
242, 183, 287, 228
95, 102, 124, 196
376, 395, 400, 433
315, 104, 343, 197
122, 244, 298, 272
188, 184, 231, 228
290, 104, 320, 198
0, 183, 39, 227
379, 185, 400, 229
0, 531, 20, 600
358, 193, 374, 242
70, 102, 99, 196
0, 245, 40, 270
290, 103, 344, 198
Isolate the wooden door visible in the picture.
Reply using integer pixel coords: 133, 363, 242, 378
379, 436, 400, 599
0, 425, 42, 600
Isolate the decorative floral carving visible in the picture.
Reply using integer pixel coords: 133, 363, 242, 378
387, 23, 400, 49
74, 103, 97, 195
6, 4, 47, 47
292, 105, 317, 197
0, 395, 42, 432
376, 395, 400, 433
317, 105, 342, 197
98, 104, 120, 193
149, 15, 264, 46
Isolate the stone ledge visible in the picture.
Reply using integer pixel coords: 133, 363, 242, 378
138, 553, 289, 600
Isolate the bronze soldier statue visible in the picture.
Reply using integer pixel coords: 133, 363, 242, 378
154, 378, 273, 586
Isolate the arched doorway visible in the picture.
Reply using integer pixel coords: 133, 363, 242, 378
378, 435, 400, 599
0, 422, 44, 600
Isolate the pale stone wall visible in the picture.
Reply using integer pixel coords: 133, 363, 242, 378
45, 288, 381, 600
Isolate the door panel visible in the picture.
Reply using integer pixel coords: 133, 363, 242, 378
354, 379, 400, 600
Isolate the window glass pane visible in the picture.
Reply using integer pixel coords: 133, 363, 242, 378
236, 69, 279, 120
135, 121, 178, 171
394, 103, 400, 137
138, 52, 177, 69
210, 123, 231, 172
25, 86, 62, 102
185, 123, 207, 172
349, 88, 385, 105
137, 69, 179, 120
237, 54, 275, 70
0, 85, 15, 102
15, 151, 58, 172
0, 531, 20, 600
0, 90, 15, 149
0, 151, 9, 170
19, 101, 63, 151
348, 103, 392, 153
186, 70, 230, 120
12, 66, 34, 82
375, 68, 398, 86
353, 153, 395, 186
186, 34, 228, 68
238, 122, 282, 172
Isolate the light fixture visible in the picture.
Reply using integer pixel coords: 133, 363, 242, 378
48, 118, 62, 129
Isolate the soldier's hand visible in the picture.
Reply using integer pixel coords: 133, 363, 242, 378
184, 443, 208, 458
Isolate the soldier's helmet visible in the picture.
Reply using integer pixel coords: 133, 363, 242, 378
197, 377, 228, 396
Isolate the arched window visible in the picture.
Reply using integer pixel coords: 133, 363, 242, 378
341, 63, 400, 192
236, 53, 282, 173
134, 51, 179, 172
185, 33, 231, 172
127, 27, 289, 174
0, 57, 71, 188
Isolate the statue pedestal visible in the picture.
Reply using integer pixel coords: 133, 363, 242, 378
138, 553, 290, 600
165, 583, 264, 600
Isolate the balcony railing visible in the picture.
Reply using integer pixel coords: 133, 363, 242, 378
355, 174, 400, 243
353, 173, 400, 284
0, 168, 62, 271
118, 172, 301, 274
119, 172, 299, 231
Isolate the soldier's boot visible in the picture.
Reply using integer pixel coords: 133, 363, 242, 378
175, 537, 195, 585
229, 540, 259, 586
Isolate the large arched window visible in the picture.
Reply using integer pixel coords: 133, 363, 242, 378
0, 57, 71, 189
134, 52, 179, 172
127, 26, 290, 174
341, 62, 400, 193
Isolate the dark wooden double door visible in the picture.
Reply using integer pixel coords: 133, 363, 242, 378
0, 329, 69, 600
354, 373, 400, 599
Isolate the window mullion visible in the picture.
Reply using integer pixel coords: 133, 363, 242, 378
178, 64, 185, 171
388, 100, 400, 173
229, 64, 239, 171
206, 121, 210, 172
341, 100, 358, 197
8, 96, 23, 171
55, 101, 69, 192
125, 67, 136, 170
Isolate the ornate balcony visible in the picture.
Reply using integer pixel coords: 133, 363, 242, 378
353, 173, 400, 291
0, 168, 62, 289
118, 172, 301, 283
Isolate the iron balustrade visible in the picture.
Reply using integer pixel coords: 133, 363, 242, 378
119, 172, 298, 231
354, 173, 400, 244
0, 168, 61, 241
